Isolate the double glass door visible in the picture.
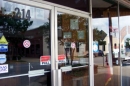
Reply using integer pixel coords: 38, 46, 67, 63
0, 0, 91, 86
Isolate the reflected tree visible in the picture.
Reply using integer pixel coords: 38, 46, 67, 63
125, 38, 130, 48
36, 22, 51, 56
0, 8, 33, 60
93, 28, 102, 41
58, 14, 88, 65
37, 22, 50, 44
93, 28, 106, 46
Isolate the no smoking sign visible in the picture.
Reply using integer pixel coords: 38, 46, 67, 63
23, 40, 31, 48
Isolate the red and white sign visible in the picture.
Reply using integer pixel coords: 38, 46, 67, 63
58, 54, 66, 63
40, 56, 50, 65
23, 40, 31, 48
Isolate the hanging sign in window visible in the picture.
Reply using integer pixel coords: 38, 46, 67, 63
0, 35, 8, 52
0, 44, 8, 52
0, 64, 8, 74
0, 54, 6, 64
58, 54, 66, 63
40, 56, 50, 65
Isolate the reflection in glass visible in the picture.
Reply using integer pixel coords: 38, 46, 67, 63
92, 16, 122, 86
77, 30, 84, 40
57, 12, 89, 86
70, 19, 79, 29
63, 32, 72, 38
0, 1, 51, 86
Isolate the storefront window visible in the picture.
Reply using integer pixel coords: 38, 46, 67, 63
92, 8, 120, 86
0, 0, 51, 86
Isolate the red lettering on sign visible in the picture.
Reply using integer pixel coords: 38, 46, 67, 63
58, 55, 65, 60
40, 56, 50, 62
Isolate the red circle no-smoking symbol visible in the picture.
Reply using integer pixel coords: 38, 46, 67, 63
23, 40, 31, 48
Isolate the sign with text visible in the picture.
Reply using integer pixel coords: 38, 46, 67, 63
40, 56, 50, 65
0, 64, 8, 74
0, 54, 6, 64
0, 44, 8, 52
58, 55, 66, 63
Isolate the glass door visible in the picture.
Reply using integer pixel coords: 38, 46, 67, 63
55, 7, 91, 86
0, 0, 54, 86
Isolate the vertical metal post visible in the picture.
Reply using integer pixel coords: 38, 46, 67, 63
52, 70, 56, 86
29, 63, 30, 86
51, 7, 57, 86
103, 56, 104, 66
117, 1, 122, 86
54, 7, 60, 86
54, 7, 63, 86
89, 0, 94, 86
57, 69, 62, 86
54, 7, 59, 70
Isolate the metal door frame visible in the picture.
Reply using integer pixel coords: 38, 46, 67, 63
1, 0, 56, 86
54, 6, 94, 86
3, 0, 94, 86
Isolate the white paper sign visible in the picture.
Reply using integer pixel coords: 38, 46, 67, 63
70, 19, 79, 29
0, 54, 6, 64
0, 64, 8, 74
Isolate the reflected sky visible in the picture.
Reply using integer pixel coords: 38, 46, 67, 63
0, 0, 50, 31
92, 18, 109, 36
1, 0, 130, 39
93, 16, 130, 42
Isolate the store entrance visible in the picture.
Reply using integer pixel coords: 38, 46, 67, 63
55, 7, 91, 86
0, 0, 92, 86
0, 0, 52, 86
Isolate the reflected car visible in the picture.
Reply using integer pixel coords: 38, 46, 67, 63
98, 50, 104, 56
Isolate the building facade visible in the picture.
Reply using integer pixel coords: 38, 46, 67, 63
0, 0, 129, 86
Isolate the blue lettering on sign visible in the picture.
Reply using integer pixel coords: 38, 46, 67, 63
0, 44, 8, 52
0, 54, 6, 64
0, 58, 6, 60
0, 66, 7, 72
